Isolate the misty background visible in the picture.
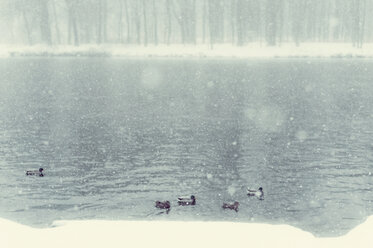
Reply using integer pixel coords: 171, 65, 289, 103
0, 0, 371, 48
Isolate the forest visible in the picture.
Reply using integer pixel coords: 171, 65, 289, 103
0, 0, 371, 48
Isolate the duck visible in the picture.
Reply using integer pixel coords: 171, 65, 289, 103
26, 168, 44, 177
177, 195, 196, 206
222, 201, 239, 212
247, 187, 263, 199
155, 201, 171, 210
155, 200, 171, 214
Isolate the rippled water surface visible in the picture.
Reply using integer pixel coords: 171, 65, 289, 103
1, 58, 373, 237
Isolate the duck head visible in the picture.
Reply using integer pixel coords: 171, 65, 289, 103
39, 168, 44, 173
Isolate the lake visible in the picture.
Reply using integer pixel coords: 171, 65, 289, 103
0, 58, 373, 237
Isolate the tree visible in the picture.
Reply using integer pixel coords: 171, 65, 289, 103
351, 0, 366, 48
152, 0, 158, 45
39, 0, 52, 45
66, 0, 79, 46
142, 0, 148, 46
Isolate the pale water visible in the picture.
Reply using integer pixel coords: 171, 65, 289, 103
0, 58, 373, 237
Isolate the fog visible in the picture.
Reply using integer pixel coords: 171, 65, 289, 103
0, 0, 371, 47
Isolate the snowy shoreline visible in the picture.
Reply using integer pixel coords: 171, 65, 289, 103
1, 216, 373, 248
1, 43, 373, 59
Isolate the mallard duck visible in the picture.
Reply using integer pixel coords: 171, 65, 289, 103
26, 168, 44, 177
247, 187, 263, 199
155, 200, 171, 214
177, 195, 196, 206
155, 201, 171, 209
222, 201, 239, 212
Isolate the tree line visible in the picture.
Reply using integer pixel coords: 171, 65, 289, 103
0, 0, 371, 48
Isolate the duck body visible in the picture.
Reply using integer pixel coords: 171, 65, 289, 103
222, 201, 239, 212
26, 168, 44, 177
177, 195, 196, 206
247, 187, 264, 199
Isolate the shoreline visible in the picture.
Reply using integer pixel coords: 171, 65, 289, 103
1, 216, 373, 248
1, 43, 373, 59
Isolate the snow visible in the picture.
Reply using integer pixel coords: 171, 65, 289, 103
296, 130, 308, 142
227, 185, 237, 196
141, 67, 163, 89
245, 106, 285, 133
1, 43, 373, 58
1, 216, 373, 248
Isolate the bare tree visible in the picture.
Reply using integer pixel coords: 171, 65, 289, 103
66, 0, 79, 46
39, 0, 52, 45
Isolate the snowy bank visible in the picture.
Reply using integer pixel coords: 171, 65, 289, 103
1, 43, 373, 58
1, 217, 373, 248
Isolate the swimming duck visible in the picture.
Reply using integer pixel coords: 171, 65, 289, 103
177, 195, 196, 206
155, 200, 171, 214
155, 201, 171, 210
26, 168, 44, 177
222, 201, 239, 212
247, 187, 263, 199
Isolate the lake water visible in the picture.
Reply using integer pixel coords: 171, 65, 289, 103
0, 58, 373, 237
